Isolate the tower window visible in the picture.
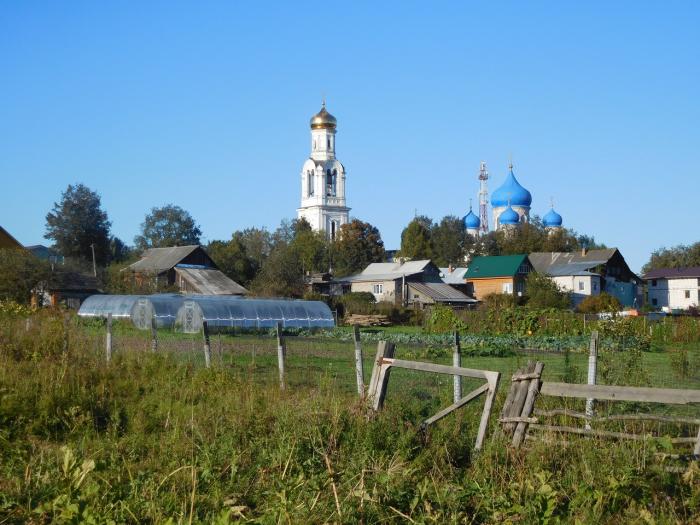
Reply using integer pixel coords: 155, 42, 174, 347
326, 169, 336, 196
313, 140, 316, 150
307, 170, 314, 197
327, 138, 330, 148
331, 221, 336, 241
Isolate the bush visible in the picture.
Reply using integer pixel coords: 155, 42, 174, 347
339, 292, 376, 315
525, 273, 571, 310
481, 293, 521, 310
425, 305, 464, 333
577, 292, 621, 314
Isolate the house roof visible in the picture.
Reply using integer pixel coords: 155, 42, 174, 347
0, 226, 23, 249
340, 259, 433, 283
48, 270, 101, 292
408, 282, 476, 303
174, 267, 248, 295
439, 267, 468, 284
464, 255, 529, 279
643, 266, 700, 280
529, 249, 617, 274
126, 245, 202, 273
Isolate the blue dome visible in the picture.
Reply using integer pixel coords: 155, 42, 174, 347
463, 209, 481, 229
499, 205, 520, 225
491, 167, 532, 208
543, 208, 563, 227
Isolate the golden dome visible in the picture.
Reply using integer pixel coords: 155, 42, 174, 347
310, 102, 337, 130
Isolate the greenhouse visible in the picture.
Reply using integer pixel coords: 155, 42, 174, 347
78, 294, 335, 332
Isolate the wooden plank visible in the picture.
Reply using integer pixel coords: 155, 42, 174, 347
367, 341, 388, 403
422, 383, 489, 427
370, 342, 395, 411
475, 374, 500, 450
453, 331, 461, 403
383, 358, 498, 381
512, 372, 542, 381
535, 409, 700, 425
512, 361, 544, 448
503, 362, 535, 436
499, 416, 539, 424
500, 365, 524, 427
353, 325, 364, 397
695, 424, 700, 457
202, 321, 212, 369
530, 423, 699, 444
585, 331, 599, 430
540, 382, 700, 405
534, 408, 588, 420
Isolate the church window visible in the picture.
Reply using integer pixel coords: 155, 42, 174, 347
330, 221, 336, 241
307, 171, 314, 196
326, 169, 336, 196
327, 138, 330, 149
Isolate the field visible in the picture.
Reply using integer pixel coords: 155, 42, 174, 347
1, 312, 700, 523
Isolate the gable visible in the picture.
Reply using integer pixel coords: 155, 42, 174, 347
465, 255, 529, 279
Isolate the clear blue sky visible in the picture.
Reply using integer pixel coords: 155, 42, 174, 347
1, 2, 698, 272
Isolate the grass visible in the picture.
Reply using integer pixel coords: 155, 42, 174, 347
1, 313, 700, 523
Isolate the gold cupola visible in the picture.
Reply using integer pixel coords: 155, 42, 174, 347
310, 102, 337, 130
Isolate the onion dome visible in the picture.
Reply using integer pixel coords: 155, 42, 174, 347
463, 209, 481, 229
491, 164, 532, 208
543, 208, 563, 227
310, 102, 337, 130
499, 204, 520, 225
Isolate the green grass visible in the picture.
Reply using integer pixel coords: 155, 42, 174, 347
1, 313, 700, 523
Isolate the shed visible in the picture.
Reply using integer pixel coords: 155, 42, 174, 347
464, 254, 532, 299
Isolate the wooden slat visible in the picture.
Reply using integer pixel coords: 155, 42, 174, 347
540, 382, 700, 405
503, 362, 535, 435
512, 361, 545, 448
422, 384, 489, 427
530, 423, 699, 444
383, 358, 498, 382
512, 372, 542, 381
534, 408, 588, 420
499, 416, 538, 424
535, 409, 700, 426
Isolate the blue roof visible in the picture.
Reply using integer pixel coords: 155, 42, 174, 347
499, 205, 520, 225
491, 167, 532, 207
543, 208, 563, 227
463, 209, 480, 229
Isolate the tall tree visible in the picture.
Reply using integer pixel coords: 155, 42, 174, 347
431, 215, 465, 267
134, 205, 202, 250
0, 248, 50, 304
45, 183, 112, 265
235, 228, 272, 270
399, 216, 433, 260
333, 219, 385, 276
207, 237, 256, 285
643, 241, 700, 273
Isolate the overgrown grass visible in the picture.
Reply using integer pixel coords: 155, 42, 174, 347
1, 311, 700, 523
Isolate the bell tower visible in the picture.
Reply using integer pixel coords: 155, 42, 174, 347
297, 102, 350, 240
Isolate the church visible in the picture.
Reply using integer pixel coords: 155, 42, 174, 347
297, 103, 350, 240
462, 162, 564, 237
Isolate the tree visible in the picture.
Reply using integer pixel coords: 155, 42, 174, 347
0, 248, 50, 304
235, 228, 272, 270
525, 273, 571, 309
45, 183, 112, 265
249, 243, 305, 297
643, 242, 700, 273
400, 216, 433, 260
207, 237, 256, 285
333, 219, 385, 276
431, 215, 465, 267
109, 237, 132, 263
134, 205, 202, 249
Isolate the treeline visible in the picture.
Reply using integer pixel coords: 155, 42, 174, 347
399, 214, 606, 267
643, 241, 700, 273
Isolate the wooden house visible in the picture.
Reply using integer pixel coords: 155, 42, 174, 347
464, 254, 533, 300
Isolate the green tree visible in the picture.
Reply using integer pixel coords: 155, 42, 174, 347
431, 215, 465, 267
207, 237, 256, 285
643, 241, 700, 273
134, 205, 202, 249
400, 216, 433, 260
235, 227, 272, 270
525, 272, 572, 309
333, 219, 385, 277
249, 243, 305, 297
45, 183, 112, 265
0, 248, 50, 304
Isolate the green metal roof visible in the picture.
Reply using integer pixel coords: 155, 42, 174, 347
465, 254, 529, 279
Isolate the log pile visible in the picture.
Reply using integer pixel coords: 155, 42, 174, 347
344, 314, 390, 327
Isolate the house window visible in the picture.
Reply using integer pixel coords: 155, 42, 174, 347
517, 264, 530, 274
652, 298, 658, 306
578, 281, 585, 291
685, 290, 691, 299
373, 283, 383, 294
652, 279, 657, 287
502, 282, 513, 294
593, 282, 598, 291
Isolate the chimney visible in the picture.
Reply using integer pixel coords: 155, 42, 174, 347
448, 264, 454, 273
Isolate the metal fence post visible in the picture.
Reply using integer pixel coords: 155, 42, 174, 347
585, 330, 599, 429
353, 325, 365, 397
277, 322, 286, 390
105, 313, 112, 363
202, 321, 211, 369
453, 331, 462, 403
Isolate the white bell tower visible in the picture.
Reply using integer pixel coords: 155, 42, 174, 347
297, 102, 350, 240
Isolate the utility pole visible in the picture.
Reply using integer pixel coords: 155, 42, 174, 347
90, 243, 97, 277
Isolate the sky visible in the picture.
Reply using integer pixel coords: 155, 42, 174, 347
1, 2, 699, 272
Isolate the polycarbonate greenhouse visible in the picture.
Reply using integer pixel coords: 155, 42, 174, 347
78, 294, 335, 332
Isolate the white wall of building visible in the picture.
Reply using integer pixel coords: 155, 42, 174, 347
648, 277, 700, 311
552, 274, 601, 305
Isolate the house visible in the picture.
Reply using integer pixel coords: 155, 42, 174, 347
464, 254, 533, 300
529, 248, 641, 307
0, 226, 22, 249
124, 245, 248, 295
25, 244, 64, 264
340, 259, 475, 307
643, 267, 700, 312
33, 270, 102, 309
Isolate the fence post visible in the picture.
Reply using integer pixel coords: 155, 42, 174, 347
277, 322, 286, 390
353, 325, 365, 397
367, 341, 396, 410
105, 313, 112, 363
202, 321, 211, 369
585, 330, 599, 430
150, 315, 158, 352
453, 331, 462, 403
